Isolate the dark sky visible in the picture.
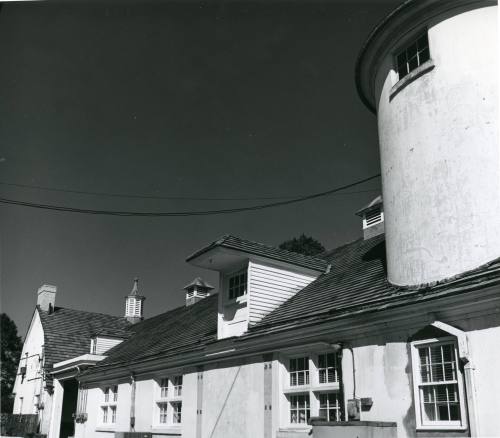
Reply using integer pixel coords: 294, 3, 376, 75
0, 0, 400, 336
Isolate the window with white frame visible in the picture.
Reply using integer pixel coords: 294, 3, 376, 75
290, 394, 310, 424
290, 356, 309, 386
100, 385, 118, 425
284, 351, 343, 426
228, 270, 247, 300
154, 375, 183, 426
411, 339, 466, 429
395, 31, 430, 80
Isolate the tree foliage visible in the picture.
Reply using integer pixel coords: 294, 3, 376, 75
278, 234, 325, 256
1, 313, 23, 413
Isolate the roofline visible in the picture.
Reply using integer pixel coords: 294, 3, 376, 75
354, 0, 494, 113
186, 235, 327, 272
77, 281, 500, 383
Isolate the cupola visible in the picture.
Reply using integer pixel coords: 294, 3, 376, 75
124, 277, 145, 324
356, 195, 384, 240
184, 277, 214, 306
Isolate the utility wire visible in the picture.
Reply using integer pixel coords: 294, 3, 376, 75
0, 174, 381, 217
0, 180, 378, 201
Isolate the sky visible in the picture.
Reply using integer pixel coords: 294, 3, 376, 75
0, 0, 400, 336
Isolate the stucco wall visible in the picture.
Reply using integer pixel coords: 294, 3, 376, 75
12, 310, 52, 434
375, 4, 500, 286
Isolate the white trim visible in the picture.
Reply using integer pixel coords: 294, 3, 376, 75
410, 338, 468, 431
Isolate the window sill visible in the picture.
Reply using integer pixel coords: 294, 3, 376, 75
311, 383, 340, 392
416, 425, 467, 431
283, 386, 310, 394
390, 59, 435, 101
95, 427, 116, 432
225, 295, 247, 306
151, 426, 182, 435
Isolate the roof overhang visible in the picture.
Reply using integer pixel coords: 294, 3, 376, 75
355, 0, 494, 113
52, 354, 107, 378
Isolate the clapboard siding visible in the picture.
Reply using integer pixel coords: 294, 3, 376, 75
248, 261, 318, 325
95, 336, 123, 355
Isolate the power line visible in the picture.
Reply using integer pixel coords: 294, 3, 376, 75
0, 174, 380, 217
0, 180, 378, 201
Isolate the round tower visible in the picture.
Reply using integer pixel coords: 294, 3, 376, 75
356, 0, 499, 287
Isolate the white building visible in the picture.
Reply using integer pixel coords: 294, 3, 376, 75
11, 0, 500, 437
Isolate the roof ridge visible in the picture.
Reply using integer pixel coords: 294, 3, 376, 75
40, 305, 126, 321
224, 234, 327, 262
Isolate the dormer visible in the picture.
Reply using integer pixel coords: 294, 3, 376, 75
187, 235, 327, 340
355, 195, 384, 240
90, 328, 131, 355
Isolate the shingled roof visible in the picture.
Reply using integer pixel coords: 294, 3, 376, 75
244, 234, 500, 336
186, 234, 327, 272
86, 294, 218, 373
38, 306, 130, 381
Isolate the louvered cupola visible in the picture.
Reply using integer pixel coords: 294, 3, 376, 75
356, 195, 384, 240
124, 277, 145, 323
184, 277, 214, 306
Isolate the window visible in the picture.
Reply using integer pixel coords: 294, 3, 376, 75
155, 376, 183, 426
159, 403, 168, 423
290, 394, 310, 424
172, 402, 182, 424
90, 338, 97, 354
283, 351, 343, 427
411, 339, 466, 429
228, 271, 247, 300
290, 357, 309, 386
396, 32, 430, 80
173, 376, 183, 397
319, 393, 342, 421
318, 353, 339, 384
101, 386, 118, 425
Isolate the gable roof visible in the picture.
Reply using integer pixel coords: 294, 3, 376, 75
38, 306, 130, 381
186, 234, 327, 272
85, 294, 218, 373
183, 277, 214, 290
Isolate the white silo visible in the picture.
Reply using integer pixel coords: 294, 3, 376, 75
356, 0, 499, 287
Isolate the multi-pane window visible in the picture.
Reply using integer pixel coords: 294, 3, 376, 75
172, 402, 182, 424
101, 386, 118, 424
173, 376, 183, 397
319, 393, 342, 421
155, 376, 183, 425
160, 378, 169, 398
159, 403, 168, 424
228, 271, 247, 300
290, 394, 310, 424
318, 353, 339, 384
412, 340, 465, 428
290, 357, 310, 386
396, 32, 430, 80
284, 352, 344, 427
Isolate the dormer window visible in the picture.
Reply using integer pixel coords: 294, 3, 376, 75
396, 32, 430, 80
228, 271, 247, 300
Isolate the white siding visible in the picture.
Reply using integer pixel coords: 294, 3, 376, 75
95, 337, 123, 355
248, 261, 317, 326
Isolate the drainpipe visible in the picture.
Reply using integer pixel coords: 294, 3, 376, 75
130, 373, 136, 432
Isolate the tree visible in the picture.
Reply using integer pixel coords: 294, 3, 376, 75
1, 313, 23, 413
278, 234, 325, 256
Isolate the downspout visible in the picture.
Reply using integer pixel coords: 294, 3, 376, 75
130, 373, 136, 432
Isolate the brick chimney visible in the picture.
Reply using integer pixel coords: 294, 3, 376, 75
37, 284, 57, 314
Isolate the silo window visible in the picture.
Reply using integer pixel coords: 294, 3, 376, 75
396, 32, 430, 80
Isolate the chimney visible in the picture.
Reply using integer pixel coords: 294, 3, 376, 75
37, 284, 57, 314
124, 277, 145, 324
355, 195, 385, 240
184, 277, 214, 306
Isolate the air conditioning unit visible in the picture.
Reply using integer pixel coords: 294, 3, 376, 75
115, 433, 152, 438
